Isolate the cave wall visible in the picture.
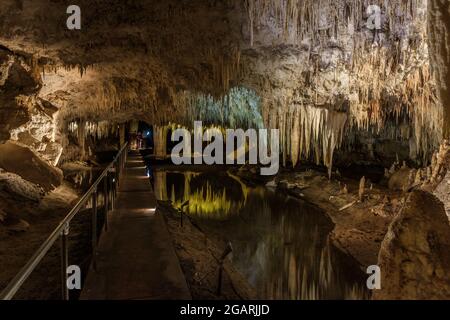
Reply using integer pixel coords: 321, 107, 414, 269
0, 0, 445, 173
240, 0, 440, 170
428, 0, 450, 138
0, 48, 63, 201
0, 49, 39, 143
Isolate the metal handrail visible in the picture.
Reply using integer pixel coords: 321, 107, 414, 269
0, 142, 129, 300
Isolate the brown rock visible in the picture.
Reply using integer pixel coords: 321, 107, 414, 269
7, 219, 30, 233
428, 0, 450, 138
0, 51, 40, 144
374, 190, 450, 300
388, 168, 413, 191
0, 141, 62, 192
0, 208, 6, 223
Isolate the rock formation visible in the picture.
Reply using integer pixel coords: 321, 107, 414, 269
0, 0, 449, 300
374, 190, 450, 300
0, 142, 62, 192
428, 0, 450, 138
0, 0, 442, 170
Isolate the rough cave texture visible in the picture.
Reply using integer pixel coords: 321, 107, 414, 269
0, 49, 40, 143
428, 0, 450, 138
0, 142, 62, 192
374, 190, 450, 300
0, 0, 449, 300
427, 0, 450, 219
0, 0, 443, 170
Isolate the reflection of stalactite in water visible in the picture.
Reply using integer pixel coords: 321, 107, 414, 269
232, 195, 370, 300
319, 241, 333, 291
154, 169, 369, 299
172, 173, 247, 220
154, 171, 168, 201
154, 171, 249, 220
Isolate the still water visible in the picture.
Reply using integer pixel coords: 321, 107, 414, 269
151, 166, 370, 300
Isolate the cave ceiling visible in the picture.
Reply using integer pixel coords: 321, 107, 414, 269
0, 0, 442, 168
0, 0, 246, 122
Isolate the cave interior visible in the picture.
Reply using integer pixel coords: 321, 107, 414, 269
0, 0, 450, 301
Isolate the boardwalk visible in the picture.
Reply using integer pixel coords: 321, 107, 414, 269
81, 151, 191, 300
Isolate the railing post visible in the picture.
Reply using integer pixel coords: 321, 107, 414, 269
60, 223, 70, 301
116, 162, 120, 189
111, 171, 116, 210
91, 188, 98, 272
104, 174, 109, 231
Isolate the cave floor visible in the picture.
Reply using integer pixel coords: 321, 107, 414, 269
81, 151, 191, 300
0, 182, 86, 299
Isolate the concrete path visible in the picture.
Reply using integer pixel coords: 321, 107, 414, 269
81, 151, 191, 300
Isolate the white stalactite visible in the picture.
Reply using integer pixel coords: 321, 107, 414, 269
287, 104, 347, 177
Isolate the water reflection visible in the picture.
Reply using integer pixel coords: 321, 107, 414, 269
64, 168, 107, 209
152, 167, 370, 300
154, 170, 247, 220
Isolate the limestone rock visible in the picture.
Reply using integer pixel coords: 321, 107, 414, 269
433, 171, 450, 221
0, 47, 42, 141
388, 168, 413, 191
0, 141, 62, 192
0, 171, 45, 201
10, 98, 62, 164
374, 190, 450, 300
428, 0, 450, 138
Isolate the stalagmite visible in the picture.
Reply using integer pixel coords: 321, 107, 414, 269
359, 176, 366, 202
119, 124, 126, 148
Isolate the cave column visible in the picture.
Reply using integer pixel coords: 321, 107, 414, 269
154, 171, 167, 201
78, 120, 86, 160
154, 125, 167, 158
119, 123, 126, 148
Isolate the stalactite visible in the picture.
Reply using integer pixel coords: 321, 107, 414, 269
245, 0, 425, 47
291, 106, 300, 167
285, 104, 347, 177
244, 0, 437, 165
66, 119, 118, 142
341, 18, 441, 163
154, 125, 169, 158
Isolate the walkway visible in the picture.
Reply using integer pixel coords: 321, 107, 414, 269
81, 150, 191, 300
